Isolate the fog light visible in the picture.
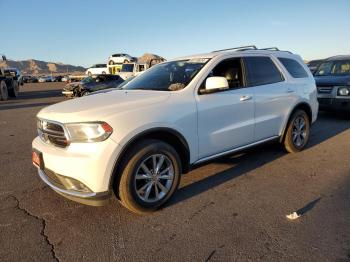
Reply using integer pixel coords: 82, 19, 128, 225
338, 87, 349, 96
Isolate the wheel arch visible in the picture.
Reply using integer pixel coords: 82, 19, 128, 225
280, 102, 313, 142
109, 127, 191, 192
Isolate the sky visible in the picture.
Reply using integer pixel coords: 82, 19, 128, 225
1, 0, 349, 67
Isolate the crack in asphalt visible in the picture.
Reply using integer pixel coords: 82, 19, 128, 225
8, 195, 59, 262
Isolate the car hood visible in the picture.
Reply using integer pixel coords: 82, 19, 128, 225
314, 75, 350, 86
37, 89, 171, 123
63, 82, 80, 91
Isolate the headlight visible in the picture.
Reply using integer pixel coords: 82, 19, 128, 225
338, 87, 350, 96
65, 122, 113, 142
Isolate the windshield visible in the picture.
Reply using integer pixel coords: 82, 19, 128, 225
121, 64, 134, 72
315, 60, 350, 76
81, 76, 94, 84
122, 59, 209, 91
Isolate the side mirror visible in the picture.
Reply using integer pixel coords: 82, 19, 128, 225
2, 55, 6, 61
203, 76, 229, 93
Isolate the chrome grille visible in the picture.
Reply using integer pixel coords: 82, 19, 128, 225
317, 86, 333, 94
37, 119, 69, 147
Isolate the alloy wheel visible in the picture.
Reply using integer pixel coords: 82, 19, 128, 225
134, 154, 174, 203
292, 116, 307, 147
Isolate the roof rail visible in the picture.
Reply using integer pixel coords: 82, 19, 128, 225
212, 45, 257, 53
260, 47, 293, 54
260, 47, 279, 51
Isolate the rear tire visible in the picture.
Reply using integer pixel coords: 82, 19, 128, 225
0, 81, 8, 101
117, 139, 181, 214
123, 59, 129, 63
283, 110, 310, 153
8, 80, 19, 98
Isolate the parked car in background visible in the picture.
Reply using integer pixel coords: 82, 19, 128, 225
108, 53, 135, 65
307, 59, 324, 74
53, 75, 63, 82
0, 54, 20, 100
78, 74, 124, 96
314, 55, 350, 111
32, 46, 318, 214
61, 76, 69, 82
62, 74, 124, 97
38, 76, 53, 83
23, 75, 38, 83
119, 63, 148, 80
4, 68, 24, 86
86, 64, 108, 76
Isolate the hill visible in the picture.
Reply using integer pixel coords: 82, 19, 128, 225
0, 59, 86, 75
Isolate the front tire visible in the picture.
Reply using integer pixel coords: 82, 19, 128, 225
283, 110, 310, 153
8, 80, 19, 98
0, 81, 8, 101
81, 90, 90, 96
117, 139, 181, 214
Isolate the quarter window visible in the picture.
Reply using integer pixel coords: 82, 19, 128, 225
245, 57, 284, 86
278, 57, 308, 78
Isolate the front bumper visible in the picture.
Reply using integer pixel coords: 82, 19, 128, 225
32, 136, 121, 204
318, 97, 350, 111
37, 168, 111, 206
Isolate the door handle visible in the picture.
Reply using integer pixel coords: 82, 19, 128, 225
240, 95, 252, 101
287, 88, 295, 93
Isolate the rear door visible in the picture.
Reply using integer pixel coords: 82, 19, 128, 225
244, 56, 295, 141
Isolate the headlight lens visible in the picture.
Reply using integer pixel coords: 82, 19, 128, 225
65, 122, 113, 142
338, 87, 350, 96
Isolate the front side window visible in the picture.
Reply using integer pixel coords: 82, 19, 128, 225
278, 57, 308, 78
315, 60, 350, 76
122, 59, 209, 91
200, 58, 244, 90
245, 56, 284, 86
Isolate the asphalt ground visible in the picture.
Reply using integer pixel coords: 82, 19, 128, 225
0, 83, 349, 262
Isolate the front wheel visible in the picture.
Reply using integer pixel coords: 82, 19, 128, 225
8, 80, 19, 98
81, 90, 90, 96
283, 110, 310, 153
117, 139, 181, 214
0, 81, 8, 101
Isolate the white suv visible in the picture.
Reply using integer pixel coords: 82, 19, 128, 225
108, 53, 134, 65
32, 46, 318, 214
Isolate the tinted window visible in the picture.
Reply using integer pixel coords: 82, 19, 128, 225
278, 58, 308, 78
315, 60, 350, 76
245, 57, 284, 86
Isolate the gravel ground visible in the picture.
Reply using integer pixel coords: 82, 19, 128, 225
0, 83, 349, 262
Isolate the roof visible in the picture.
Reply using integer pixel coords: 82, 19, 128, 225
326, 55, 350, 61
172, 49, 297, 61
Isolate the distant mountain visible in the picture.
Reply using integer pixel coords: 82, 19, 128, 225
0, 59, 86, 75
0, 54, 166, 76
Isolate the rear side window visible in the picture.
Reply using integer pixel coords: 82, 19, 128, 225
278, 58, 308, 78
245, 57, 284, 86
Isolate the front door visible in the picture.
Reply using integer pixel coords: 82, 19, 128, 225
196, 58, 255, 159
